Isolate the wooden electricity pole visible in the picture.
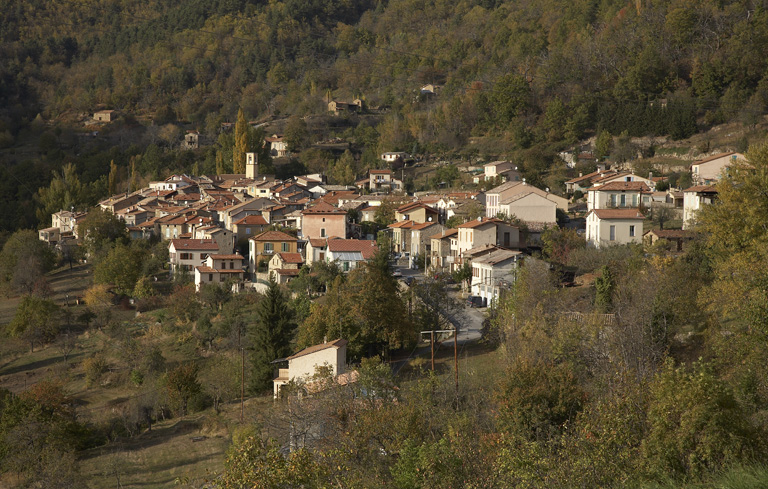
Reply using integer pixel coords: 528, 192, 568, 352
241, 347, 245, 422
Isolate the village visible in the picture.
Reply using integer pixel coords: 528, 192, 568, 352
36, 109, 746, 395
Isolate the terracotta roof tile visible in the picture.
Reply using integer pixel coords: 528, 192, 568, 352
251, 230, 298, 242
287, 339, 348, 360
170, 239, 219, 250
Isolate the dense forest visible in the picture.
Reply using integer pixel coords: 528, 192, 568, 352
3, 0, 768, 231
4, 0, 768, 487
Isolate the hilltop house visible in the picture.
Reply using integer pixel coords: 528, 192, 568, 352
690, 152, 746, 185
249, 230, 298, 274
273, 339, 349, 398
683, 185, 718, 229
194, 254, 245, 291
169, 239, 219, 275
585, 209, 645, 248
301, 201, 348, 239
470, 249, 523, 304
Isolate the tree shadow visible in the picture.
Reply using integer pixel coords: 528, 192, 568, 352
0, 351, 84, 376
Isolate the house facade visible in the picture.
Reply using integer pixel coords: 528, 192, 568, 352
585, 209, 645, 248
470, 249, 523, 304
326, 239, 377, 272
486, 181, 568, 218
457, 218, 520, 256
273, 339, 348, 398
249, 230, 298, 274
683, 185, 718, 229
690, 152, 746, 185
394, 202, 439, 224
498, 192, 557, 224
194, 254, 245, 291
587, 181, 651, 211
169, 239, 220, 275
301, 201, 347, 239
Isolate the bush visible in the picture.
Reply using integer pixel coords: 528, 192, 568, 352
83, 355, 109, 388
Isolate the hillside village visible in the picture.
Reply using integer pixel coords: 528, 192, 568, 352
37, 123, 744, 305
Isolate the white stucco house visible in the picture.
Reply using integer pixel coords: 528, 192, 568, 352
194, 254, 245, 291
168, 239, 220, 275
470, 249, 523, 304
498, 191, 557, 225
690, 152, 746, 185
585, 209, 645, 248
273, 339, 349, 398
682, 185, 718, 229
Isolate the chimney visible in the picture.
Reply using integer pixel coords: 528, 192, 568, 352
579, 172, 583, 177
649, 171, 654, 180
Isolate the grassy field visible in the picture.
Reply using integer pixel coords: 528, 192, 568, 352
0, 263, 505, 487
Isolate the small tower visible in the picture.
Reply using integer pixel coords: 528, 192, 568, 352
246, 152, 258, 179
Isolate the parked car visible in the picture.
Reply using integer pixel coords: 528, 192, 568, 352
403, 276, 415, 286
466, 295, 484, 308
393, 269, 403, 277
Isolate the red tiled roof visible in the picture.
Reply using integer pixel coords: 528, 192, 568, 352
684, 185, 719, 193
209, 254, 244, 260
170, 239, 219, 250
411, 222, 439, 230
692, 152, 738, 165
302, 201, 346, 215
234, 215, 268, 226
309, 238, 327, 248
592, 181, 651, 192
196, 266, 245, 274
276, 252, 303, 264
369, 169, 392, 174
327, 239, 377, 259
389, 220, 416, 229
457, 217, 506, 229
429, 228, 458, 240
251, 230, 298, 242
396, 202, 436, 213
286, 339, 348, 360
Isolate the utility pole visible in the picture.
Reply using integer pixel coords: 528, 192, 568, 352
430, 330, 435, 371
240, 347, 245, 422
454, 326, 459, 395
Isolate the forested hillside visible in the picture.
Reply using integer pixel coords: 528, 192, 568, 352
2, 0, 768, 231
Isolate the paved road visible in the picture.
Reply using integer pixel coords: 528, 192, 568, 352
395, 264, 486, 345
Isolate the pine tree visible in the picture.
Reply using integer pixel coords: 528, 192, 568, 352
233, 108, 248, 174
249, 279, 296, 393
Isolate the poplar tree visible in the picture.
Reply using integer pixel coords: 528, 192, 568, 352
233, 108, 248, 174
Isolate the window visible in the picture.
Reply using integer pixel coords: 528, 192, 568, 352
209, 273, 213, 281
264, 243, 273, 253
620, 194, 626, 206
246, 228, 251, 234
343, 261, 350, 272
609, 225, 616, 241
180, 252, 191, 260
281, 242, 289, 252
629, 225, 635, 237
321, 228, 326, 238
